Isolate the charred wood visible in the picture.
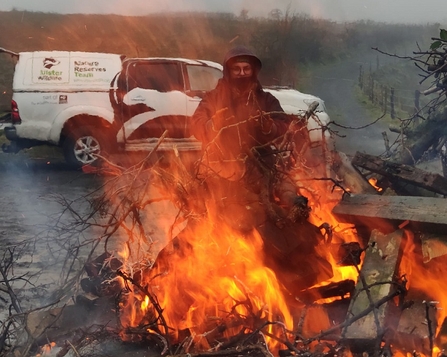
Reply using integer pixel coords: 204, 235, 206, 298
331, 242, 364, 266
81, 252, 123, 297
165, 344, 273, 357
388, 301, 437, 357
296, 279, 355, 305
352, 152, 447, 196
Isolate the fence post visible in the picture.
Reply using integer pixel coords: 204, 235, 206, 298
359, 65, 363, 90
390, 88, 395, 119
384, 86, 388, 114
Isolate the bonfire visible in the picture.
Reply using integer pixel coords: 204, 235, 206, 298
2, 107, 446, 357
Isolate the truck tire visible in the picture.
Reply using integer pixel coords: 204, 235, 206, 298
63, 126, 112, 168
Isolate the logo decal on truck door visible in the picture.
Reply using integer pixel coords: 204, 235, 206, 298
43, 57, 60, 69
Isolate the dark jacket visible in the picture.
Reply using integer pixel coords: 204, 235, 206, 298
191, 46, 289, 169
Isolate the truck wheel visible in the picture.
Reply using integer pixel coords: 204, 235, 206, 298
63, 126, 111, 168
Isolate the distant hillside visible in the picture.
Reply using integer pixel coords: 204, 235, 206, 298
0, 10, 439, 112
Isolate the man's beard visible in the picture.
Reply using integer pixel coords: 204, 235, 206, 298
230, 77, 254, 92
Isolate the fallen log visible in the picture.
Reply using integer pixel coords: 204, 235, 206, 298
331, 151, 378, 194
352, 152, 447, 196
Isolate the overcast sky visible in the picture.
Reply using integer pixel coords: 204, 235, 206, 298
0, 0, 446, 25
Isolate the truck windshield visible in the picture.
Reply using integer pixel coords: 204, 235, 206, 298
186, 65, 222, 92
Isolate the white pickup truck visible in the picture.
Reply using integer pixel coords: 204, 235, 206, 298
2, 50, 331, 167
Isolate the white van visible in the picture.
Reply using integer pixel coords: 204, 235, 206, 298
2, 50, 331, 167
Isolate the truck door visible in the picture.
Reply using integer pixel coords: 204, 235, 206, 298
117, 60, 188, 142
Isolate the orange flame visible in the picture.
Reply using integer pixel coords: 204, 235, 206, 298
120, 218, 294, 349
114, 164, 368, 352
368, 177, 383, 192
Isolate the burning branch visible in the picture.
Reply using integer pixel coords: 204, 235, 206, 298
116, 269, 173, 354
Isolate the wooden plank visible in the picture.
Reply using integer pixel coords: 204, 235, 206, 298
343, 229, 404, 346
352, 152, 447, 196
332, 194, 447, 226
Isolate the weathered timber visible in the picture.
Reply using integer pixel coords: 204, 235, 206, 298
352, 152, 447, 196
332, 194, 447, 231
343, 229, 405, 350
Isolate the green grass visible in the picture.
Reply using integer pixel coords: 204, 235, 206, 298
353, 85, 395, 123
